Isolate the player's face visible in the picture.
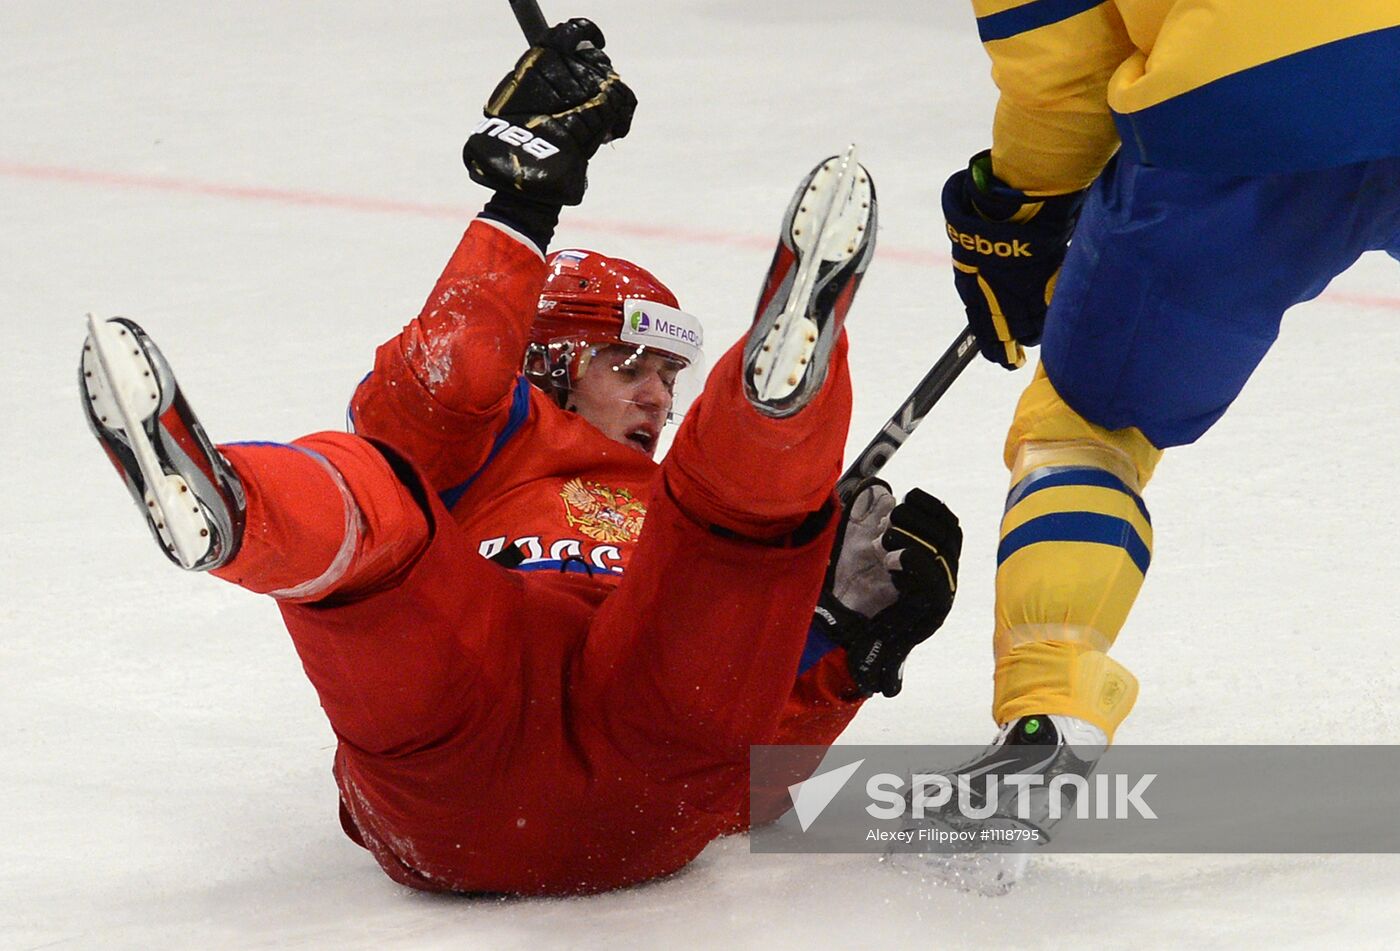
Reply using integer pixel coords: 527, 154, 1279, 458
567, 345, 679, 458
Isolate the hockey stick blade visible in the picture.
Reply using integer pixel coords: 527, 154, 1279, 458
509, 0, 549, 44
836, 326, 978, 503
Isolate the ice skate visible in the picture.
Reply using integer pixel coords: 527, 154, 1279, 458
894, 714, 1106, 896
744, 146, 876, 417
80, 315, 245, 570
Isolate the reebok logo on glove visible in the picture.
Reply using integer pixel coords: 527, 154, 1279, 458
471, 118, 561, 159
942, 149, 1086, 369
945, 224, 1032, 258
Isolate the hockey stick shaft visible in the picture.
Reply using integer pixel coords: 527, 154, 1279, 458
835, 326, 979, 503
509, 0, 550, 43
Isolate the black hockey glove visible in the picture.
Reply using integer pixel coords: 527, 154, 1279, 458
463, 18, 637, 206
814, 479, 962, 698
942, 150, 1086, 370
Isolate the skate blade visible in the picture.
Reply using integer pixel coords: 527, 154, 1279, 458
750, 145, 872, 403
83, 315, 214, 568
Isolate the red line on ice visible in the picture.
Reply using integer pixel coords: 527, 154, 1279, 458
4, 160, 1394, 304
0, 160, 945, 269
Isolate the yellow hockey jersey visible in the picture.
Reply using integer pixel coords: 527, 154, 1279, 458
971, 0, 1400, 192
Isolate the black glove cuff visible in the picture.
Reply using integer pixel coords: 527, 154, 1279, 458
479, 191, 563, 254
813, 589, 866, 645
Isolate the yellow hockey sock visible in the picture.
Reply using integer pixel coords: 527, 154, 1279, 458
993, 640, 1139, 742
991, 365, 1163, 740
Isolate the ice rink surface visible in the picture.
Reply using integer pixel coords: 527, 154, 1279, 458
4, 2, 1399, 948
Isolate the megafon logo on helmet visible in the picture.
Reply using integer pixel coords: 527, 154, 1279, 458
630, 309, 700, 348
622, 299, 704, 366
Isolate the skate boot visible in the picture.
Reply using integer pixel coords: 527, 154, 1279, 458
744, 146, 876, 417
896, 714, 1107, 896
80, 315, 245, 570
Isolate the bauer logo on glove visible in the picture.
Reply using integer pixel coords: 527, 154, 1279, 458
463, 18, 638, 206
470, 118, 561, 160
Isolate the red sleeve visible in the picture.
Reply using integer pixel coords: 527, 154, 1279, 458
349, 219, 549, 491
729, 650, 866, 832
772, 649, 865, 747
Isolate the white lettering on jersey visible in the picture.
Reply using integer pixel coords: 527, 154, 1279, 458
590, 546, 621, 571
549, 538, 582, 561
516, 536, 544, 563
476, 535, 625, 573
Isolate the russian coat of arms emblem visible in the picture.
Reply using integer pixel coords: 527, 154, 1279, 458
559, 479, 647, 544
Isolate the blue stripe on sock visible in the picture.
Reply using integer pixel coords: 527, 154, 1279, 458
1005, 465, 1150, 524
997, 511, 1151, 575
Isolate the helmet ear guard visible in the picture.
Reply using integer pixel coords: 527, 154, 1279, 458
523, 339, 577, 408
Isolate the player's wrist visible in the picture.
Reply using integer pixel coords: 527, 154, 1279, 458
814, 589, 866, 642
961, 150, 1085, 229
479, 191, 563, 254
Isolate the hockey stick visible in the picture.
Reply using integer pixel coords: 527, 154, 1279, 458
509, 0, 550, 43
835, 326, 978, 503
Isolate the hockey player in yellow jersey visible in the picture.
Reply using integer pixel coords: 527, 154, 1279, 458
921, 0, 1400, 891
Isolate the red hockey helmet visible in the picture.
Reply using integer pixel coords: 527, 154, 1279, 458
524, 249, 706, 424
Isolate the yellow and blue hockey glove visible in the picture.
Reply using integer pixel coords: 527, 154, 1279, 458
942, 150, 1085, 369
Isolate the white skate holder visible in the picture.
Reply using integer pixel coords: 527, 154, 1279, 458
84, 315, 213, 568
750, 145, 873, 402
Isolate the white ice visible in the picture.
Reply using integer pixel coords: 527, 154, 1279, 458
4, 2, 1399, 948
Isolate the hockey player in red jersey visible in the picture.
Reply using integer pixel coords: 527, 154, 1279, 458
80, 20, 962, 894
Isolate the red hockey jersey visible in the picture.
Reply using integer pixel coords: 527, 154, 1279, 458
324, 218, 863, 892
350, 221, 660, 580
